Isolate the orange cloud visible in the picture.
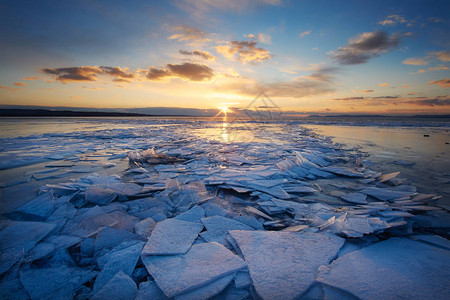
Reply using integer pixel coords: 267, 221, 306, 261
0, 85, 18, 92
429, 78, 450, 88
360, 89, 374, 93
14, 82, 27, 86
168, 26, 210, 46
146, 63, 214, 82
379, 83, 389, 86
217, 40, 271, 63
431, 50, 450, 62
22, 76, 41, 80
402, 57, 428, 65
417, 66, 449, 73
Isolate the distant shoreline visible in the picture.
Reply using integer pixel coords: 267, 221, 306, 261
0, 109, 189, 117
0, 108, 449, 119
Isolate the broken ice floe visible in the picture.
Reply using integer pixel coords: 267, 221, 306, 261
0, 120, 448, 299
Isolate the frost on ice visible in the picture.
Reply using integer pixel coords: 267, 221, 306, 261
0, 119, 449, 299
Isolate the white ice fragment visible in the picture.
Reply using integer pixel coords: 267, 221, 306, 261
92, 271, 136, 300
142, 219, 203, 255
142, 242, 246, 298
228, 230, 344, 300
281, 224, 309, 232
317, 237, 450, 300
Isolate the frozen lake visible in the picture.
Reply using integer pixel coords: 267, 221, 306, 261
0, 117, 449, 299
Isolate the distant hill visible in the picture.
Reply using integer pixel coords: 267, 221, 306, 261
306, 114, 450, 119
0, 108, 153, 117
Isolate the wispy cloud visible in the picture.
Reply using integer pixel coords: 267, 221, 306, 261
0, 85, 19, 92
331, 31, 409, 65
146, 62, 214, 81
416, 66, 449, 73
22, 76, 41, 80
14, 82, 27, 86
173, 0, 282, 22
431, 50, 450, 62
429, 78, 450, 88
300, 31, 311, 37
360, 89, 373, 93
179, 50, 216, 60
216, 40, 272, 63
402, 57, 428, 65
168, 26, 211, 46
333, 95, 450, 106
379, 83, 390, 87
377, 15, 407, 26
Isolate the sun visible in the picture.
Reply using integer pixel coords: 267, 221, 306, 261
218, 106, 230, 114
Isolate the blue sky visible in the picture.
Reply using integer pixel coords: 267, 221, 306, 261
0, 0, 449, 115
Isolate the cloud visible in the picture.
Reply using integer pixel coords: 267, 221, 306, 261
417, 66, 449, 73
174, 0, 281, 21
0, 85, 19, 92
413, 98, 450, 106
42, 66, 135, 83
42, 66, 105, 82
300, 31, 311, 37
431, 50, 450, 62
217, 71, 335, 99
402, 57, 428, 65
257, 33, 272, 44
179, 50, 216, 60
360, 89, 373, 93
428, 17, 443, 23
429, 78, 450, 88
100, 66, 134, 79
22, 76, 41, 80
332, 95, 450, 106
379, 83, 390, 87
14, 82, 26, 86
217, 40, 272, 63
113, 78, 132, 83
146, 62, 214, 82
302, 67, 338, 82
331, 31, 408, 65
168, 26, 210, 46
333, 97, 365, 100
378, 15, 407, 26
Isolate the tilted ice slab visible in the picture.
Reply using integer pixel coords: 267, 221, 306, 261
62, 205, 118, 238
200, 216, 253, 245
93, 241, 144, 293
142, 218, 204, 255
92, 271, 137, 300
317, 237, 450, 300
20, 266, 97, 300
0, 220, 56, 274
228, 230, 344, 299
142, 242, 246, 298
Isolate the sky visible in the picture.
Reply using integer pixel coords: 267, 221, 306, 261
0, 0, 449, 115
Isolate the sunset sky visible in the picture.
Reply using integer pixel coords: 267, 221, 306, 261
0, 0, 449, 115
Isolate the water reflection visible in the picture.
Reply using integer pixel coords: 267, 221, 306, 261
221, 121, 229, 142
